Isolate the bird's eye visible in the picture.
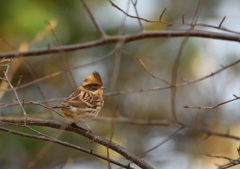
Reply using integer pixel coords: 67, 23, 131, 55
93, 84, 98, 87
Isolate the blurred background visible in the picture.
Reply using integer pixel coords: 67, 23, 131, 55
1, 0, 240, 168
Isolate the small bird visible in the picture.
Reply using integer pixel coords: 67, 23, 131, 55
54, 71, 104, 132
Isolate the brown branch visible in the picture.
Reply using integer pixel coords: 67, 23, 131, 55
2, 116, 240, 141
0, 117, 154, 169
219, 16, 226, 29
81, 0, 106, 37
0, 77, 7, 82
0, 98, 65, 108
109, 0, 239, 34
107, 123, 115, 169
207, 154, 240, 169
0, 126, 132, 169
182, 13, 185, 24
136, 56, 170, 85
30, 101, 63, 117
0, 71, 62, 92
159, 8, 167, 22
0, 30, 240, 59
184, 96, 240, 109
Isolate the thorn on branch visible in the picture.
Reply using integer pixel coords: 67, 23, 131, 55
127, 163, 131, 169
159, 8, 167, 22
237, 145, 240, 156
22, 98, 25, 107
182, 13, 185, 24
233, 94, 239, 99
218, 16, 226, 29
202, 133, 211, 141
16, 75, 23, 89
86, 139, 94, 144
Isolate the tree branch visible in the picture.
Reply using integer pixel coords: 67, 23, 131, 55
0, 117, 154, 169
0, 30, 239, 59
0, 126, 132, 169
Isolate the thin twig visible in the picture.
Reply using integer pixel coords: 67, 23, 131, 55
107, 123, 115, 169
207, 154, 240, 169
159, 8, 167, 22
4, 59, 28, 118
171, 36, 189, 122
15, 75, 23, 89
139, 127, 183, 158
0, 77, 7, 82
130, 0, 143, 31
219, 16, 226, 29
136, 56, 170, 85
171, 0, 201, 122
21, 58, 49, 106
183, 123, 240, 141
109, 0, 240, 34
81, 0, 106, 38
30, 101, 64, 117
0, 98, 65, 108
184, 96, 240, 109
110, 52, 121, 91
182, 13, 185, 24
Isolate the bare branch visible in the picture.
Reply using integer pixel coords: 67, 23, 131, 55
139, 127, 183, 157
184, 96, 240, 109
4, 59, 27, 118
0, 126, 132, 169
81, 0, 106, 38
0, 117, 154, 169
109, 0, 240, 34
130, 0, 143, 31
207, 154, 240, 169
182, 13, 185, 24
30, 101, 63, 117
0, 30, 240, 59
159, 8, 167, 22
184, 124, 240, 141
219, 16, 226, 29
171, 37, 189, 122
136, 56, 170, 85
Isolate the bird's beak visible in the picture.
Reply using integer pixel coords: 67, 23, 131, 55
101, 86, 107, 89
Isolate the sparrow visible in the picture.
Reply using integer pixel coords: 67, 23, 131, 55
54, 71, 104, 132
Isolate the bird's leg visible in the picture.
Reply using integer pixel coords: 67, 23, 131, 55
84, 122, 93, 134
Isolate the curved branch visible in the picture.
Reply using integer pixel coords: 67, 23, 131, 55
0, 117, 154, 169
0, 30, 239, 59
0, 126, 132, 169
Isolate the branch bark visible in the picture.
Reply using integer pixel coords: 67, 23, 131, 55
0, 117, 154, 169
0, 30, 239, 59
